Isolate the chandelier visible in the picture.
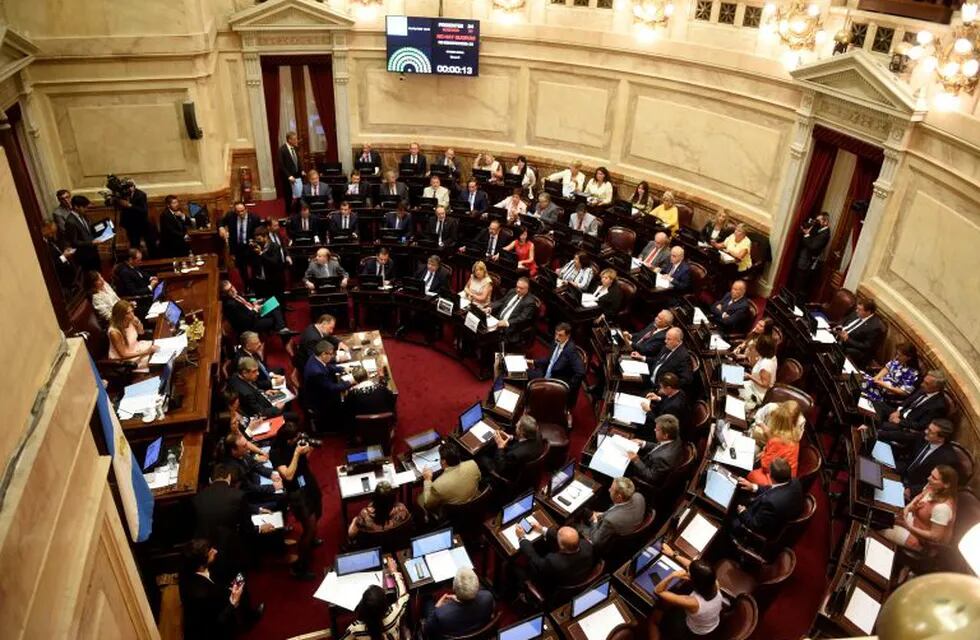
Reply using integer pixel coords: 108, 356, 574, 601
493, 0, 526, 11
770, 1, 825, 51
633, 1, 675, 28
351, 0, 383, 21
907, 3, 979, 102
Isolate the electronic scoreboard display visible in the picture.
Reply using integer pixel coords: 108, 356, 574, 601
385, 16, 480, 77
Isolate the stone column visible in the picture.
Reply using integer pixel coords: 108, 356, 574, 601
844, 144, 901, 291
243, 47, 277, 200
332, 33, 353, 173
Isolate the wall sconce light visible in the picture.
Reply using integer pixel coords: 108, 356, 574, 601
632, 0, 674, 41
832, 26, 851, 56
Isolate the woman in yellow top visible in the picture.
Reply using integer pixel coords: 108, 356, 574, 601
716, 223, 752, 271
650, 190, 679, 236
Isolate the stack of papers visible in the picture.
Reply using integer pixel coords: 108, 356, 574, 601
871, 441, 896, 468
503, 355, 528, 374
874, 478, 905, 508
589, 434, 640, 478
467, 420, 497, 443
679, 512, 717, 553
581, 293, 598, 308
146, 300, 169, 319
117, 376, 161, 418
554, 480, 593, 513
338, 463, 395, 498
721, 364, 745, 385
712, 424, 755, 471
792, 306, 804, 317
94, 221, 115, 243
457, 293, 472, 310
864, 537, 894, 581
813, 329, 837, 344
361, 358, 378, 374
149, 334, 187, 364
251, 512, 285, 529
693, 307, 709, 326
612, 392, 648, 425
709, 334, 731, 351
411, 447, 442, 473
725, 395, 746, 422
577, 603, 625, 640
486, 315, 500, 331
719, 252, 736, 264
145, 464, 179, 490
858, 396, 876, 413
655, 274, 672, 290
619, 359, 650, 376
630, 257, 643, 270
314, 571, 383, 610
425, 546, 473, 583
494, 388, 520, 413
843, 586, 881, 634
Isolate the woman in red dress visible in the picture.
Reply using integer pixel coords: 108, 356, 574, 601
504, 226, 537, 276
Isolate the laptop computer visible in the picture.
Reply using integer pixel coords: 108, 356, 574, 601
359, 274, 382, 290
405, 429, 441, 452
335, 547, 382, 576
857, 455, 884, 490
152, 280, 165, 302
630, 540, 683, 597
159, 352, 178, 398
411, 527, 454, 558
345, 445, 384, 472
498, 615, 545, 640
313, 276, 342, 291
164, 301, 183, 327
400, 277, 424, 295
547, 460, 576, 497
570, 578, 611, 618
472, 168, 491, 182
702, 463, 738, 512
140, 436, 164, 472
501, 491, 535, 526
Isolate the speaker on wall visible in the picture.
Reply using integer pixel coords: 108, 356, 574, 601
182, 101, 203, 140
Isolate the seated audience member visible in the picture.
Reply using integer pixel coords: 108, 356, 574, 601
585, 166, 613, 206
529, 323, 585, 389
503, 226, 537, 276
746, 401, 801, 486
496, 187, 528, 224
882, 464, 958, 551
751, 399, 804, 451
579, 477, 646, 555
270, 422, 321, 580
472, 151, 503, 183
731, 317, 777, 362
180, 538, 250, 640
479, 414, 544, 477
286, 201, 323, 242
229, 357, 287, 419
113, 248, 158, 297
341, 557, 408, 640
637, 232, 671, 271
650, 190, 680, 236
461, 260, 493, 312
558, 251, 594, 290
627, 309, 674, 359
360, 247, 397, 283
401, 141, 428, 174
901, 419, 959, 497
42, 220, 78, 291
655, 551, 723, 639
355, 143, 381, 173
627, 414, 684, 486
872, 370, 949, 447
329, 201, 359, 237
64, 195, 101, 272
532, 192, 562, 225
732, 457, 803, 540
568, 203, 600, 236
740, 334, 777, 408
833, 298, 885, 368
510, 155, 536, 196
715, 223, 753, 272
219, 432, 282, 506
588, 268, 624, 316
489, 277, 538, 344
345, 171, 370, 204
465, 219, 506, 259
641, 327, 693, 387
422, 567, 495, 640
380, 170, 409, 200
158, 194, 192, 258
107, 300, 157, 370
516, 524, 595, 595
660, 246, 691, 292
463, 178, 489, 216
423, 174, 450, 208
639, 373, 689, 439
302, 340, 353, 425
419, 442, 482, 515
220, 280, 289, 335
304, 247, 349, 291
701, 209, 733, 244
630, 181, 655, 216
88, 270, 121, 324
235, 331, 284, 391
710, 279, 751, 332
433, 147, 461, 178
302, 169, 332, 204
298, 313, 348, 369
416, 254, 448, 297
547, 160, 586, 195
425, 205, 459, 247
346, 368, 396, 418
862, 343, 920, 403
348, 481, 411, 542
384, 201, 414, 237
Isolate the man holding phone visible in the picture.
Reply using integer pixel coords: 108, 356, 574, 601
515, 524, 596, 596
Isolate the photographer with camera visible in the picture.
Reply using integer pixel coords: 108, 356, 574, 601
108, 176, 154, 253
220, 201, 261, 286
791, 211, 830, 300
270, 421, 322, 581
249, 226, 285, 300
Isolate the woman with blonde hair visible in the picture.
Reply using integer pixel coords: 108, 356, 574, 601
746, 401, 802, 486
462, 260, 493, 312
107, 300, 158, 370
650, 190, 679, 235
473, 152, 503, 182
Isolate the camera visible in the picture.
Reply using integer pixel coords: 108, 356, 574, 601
100, 174, 134, 207
297, 435, 323, 449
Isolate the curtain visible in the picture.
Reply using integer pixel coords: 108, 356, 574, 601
303, 67, 325, 154
278, 66, 298, 144
261, 63, 282, 197
819, 148, 857, 233
839, 155, 882, 273
308, 62, 338, 162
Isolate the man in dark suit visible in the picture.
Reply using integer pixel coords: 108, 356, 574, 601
710, 279, 751, 332
384, 202, 414, 238
627, 414, 684, 486
277, 131, 303, 202
516, 524, 595, 597
286, 201, 323, 243
220, 280, 289, 336
490, 277, 538, 345
179, 538, 248, 640
636, 232, 670, 272
234, 331, 284, 391
424, 205, 459, 247
360, 247, 398, 282
581, 477, 647, 555
792, 212, 830, 299
834, 299, 886, 368
159, 194, 192, 258
220, 201, 262, 280
872, 370, 949, 447
627, 309, 674, 360
343, 172, 371, 205
301, 169, 333, 207
249, 226, 286, 299
228, 358, 286, 419
42, 220, 78, 292
431, 148, 462, 180
297, 313, 347, 371
480, 415, 545, 478
529, 322, 585, 390
463, 178, 489, 216
63, 195, 101, 272
641, 327, 693, 387
588, 270, 624, 317
113, 248, 158, 297
732, 458, 804, 540
302, 340, 353, 431
346, 369, 396, 418
639, 374, 689, 439
218, 432, 282, 508
380, 171, 409, 200
416, 255, 449, 297
465, 219, 510, 259
422, 567, 495, 640
115, 179, 153, 252
661, 246, 692, 293
354, 143, 382, 174
329, 200, 359, 237
901, 419, 959, 497
400, 141, 428, 175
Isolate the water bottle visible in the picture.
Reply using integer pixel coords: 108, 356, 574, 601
167, 450, 177, 472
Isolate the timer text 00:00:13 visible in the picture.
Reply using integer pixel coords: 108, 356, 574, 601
435, 65, 474, 75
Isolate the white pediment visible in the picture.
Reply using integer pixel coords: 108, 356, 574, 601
230, 0, 355, 32
791, 50, 922, 119
0, 25, 38, 83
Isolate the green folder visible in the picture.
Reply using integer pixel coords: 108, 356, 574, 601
259, 296, 280, 316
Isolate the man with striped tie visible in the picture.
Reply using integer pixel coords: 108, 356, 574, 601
528, 323, 585, 390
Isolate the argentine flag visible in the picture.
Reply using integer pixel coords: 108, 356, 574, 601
88, 356, 155, 542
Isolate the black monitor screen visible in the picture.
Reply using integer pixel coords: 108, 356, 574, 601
858, 455, 884, 489
386, 16, 479, 77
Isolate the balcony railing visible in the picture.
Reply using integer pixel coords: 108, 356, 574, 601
857, 0, 960, 24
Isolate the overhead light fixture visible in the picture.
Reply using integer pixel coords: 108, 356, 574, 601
632, 0, 674, 41
492, 0, 526, 24
907, 7, 979, 105
352, 0, 383, 21
772, 1, 825, 52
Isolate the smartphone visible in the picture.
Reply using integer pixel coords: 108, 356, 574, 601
233, 573, 245, 588
519, 517, 533, 534
384, 572, 397, 589
361, 477, 371, 492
